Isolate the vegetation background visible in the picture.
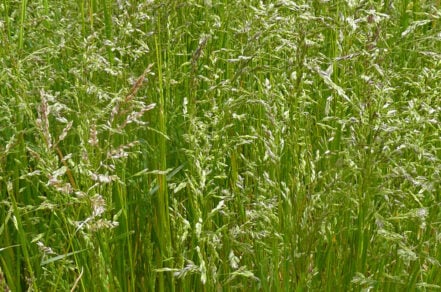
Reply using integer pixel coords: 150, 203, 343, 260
1, 0, 440, 291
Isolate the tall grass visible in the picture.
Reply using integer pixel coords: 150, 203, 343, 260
1, 0, 440, 290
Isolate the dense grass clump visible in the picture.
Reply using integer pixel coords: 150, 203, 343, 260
1, 0, 440, 291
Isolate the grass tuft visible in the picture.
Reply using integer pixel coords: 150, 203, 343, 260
1, 0, 440, 290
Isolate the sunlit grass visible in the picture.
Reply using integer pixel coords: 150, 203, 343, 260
1, 0, 440, 290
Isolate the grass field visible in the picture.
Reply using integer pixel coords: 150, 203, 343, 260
1, 0, 440, 291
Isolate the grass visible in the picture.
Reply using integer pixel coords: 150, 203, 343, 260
1, 0, 441, 290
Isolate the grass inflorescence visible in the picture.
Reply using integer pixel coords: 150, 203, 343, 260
1, 0, 440, 290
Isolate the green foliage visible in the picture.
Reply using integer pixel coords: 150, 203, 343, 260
1, 0, 440, 290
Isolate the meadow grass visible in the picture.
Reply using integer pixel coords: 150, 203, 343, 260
1, 0, 441, 291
